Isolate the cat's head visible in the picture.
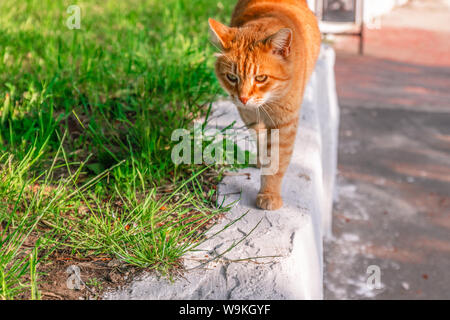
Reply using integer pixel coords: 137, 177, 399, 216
208, 18, 293, 109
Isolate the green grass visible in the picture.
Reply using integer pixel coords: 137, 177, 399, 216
0, 0, 238, 299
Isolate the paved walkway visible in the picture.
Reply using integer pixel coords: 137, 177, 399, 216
325, 0, 450, 299
332, 0, 450, 67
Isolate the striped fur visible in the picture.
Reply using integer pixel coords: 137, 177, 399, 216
209, 0, 321, 210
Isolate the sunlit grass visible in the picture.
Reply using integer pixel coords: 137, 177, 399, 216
0, 0, 237, 299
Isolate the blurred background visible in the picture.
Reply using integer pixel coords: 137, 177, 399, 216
310, 0, 450, 299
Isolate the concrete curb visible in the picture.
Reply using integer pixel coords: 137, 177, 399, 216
103, 45, 339, 300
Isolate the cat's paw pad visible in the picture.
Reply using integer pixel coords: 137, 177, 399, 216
256, 193, 283, 211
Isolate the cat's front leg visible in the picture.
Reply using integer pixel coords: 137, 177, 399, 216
238, 107, 266, 169
256, 118, 298, 210
252, 122, 266, 169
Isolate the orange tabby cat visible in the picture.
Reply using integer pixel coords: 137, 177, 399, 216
209, 0, 321, 210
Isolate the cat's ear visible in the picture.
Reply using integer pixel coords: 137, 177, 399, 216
264, 28, 293, 57
208, 18, 235, 49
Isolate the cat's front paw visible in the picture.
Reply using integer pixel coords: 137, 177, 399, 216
256, 193, 283, 211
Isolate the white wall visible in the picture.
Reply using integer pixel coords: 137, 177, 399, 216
307, 0, 409, 22
363, 0, 408, 21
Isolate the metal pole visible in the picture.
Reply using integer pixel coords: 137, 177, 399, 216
359, 0, 364, 55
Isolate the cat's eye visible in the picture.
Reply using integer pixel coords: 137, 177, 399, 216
226, 73, 238, 83
255, 75, 268, 83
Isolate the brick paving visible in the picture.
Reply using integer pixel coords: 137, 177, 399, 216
324, 0, 450, 299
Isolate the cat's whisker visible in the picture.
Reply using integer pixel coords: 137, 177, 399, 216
262, 102, 276, 114
217, 60, 232, 66
217, 61, 232, 69
208, 40, 223, 53
257, 107, 261, 124
260, 104, 276, 127
208, 40, 234, 65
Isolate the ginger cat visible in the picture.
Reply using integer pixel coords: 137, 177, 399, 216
209, 0, 321, 210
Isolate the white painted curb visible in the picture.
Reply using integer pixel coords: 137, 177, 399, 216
103, 45, 339, 300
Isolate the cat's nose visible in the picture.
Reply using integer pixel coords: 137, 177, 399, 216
239, 96, 249, 105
